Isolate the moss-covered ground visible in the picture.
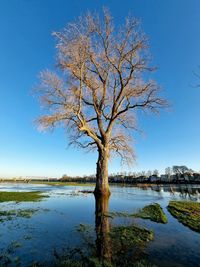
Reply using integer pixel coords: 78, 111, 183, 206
110, 224, 154, 244
0, 191, 47, 202
167, 200, 200, 232
0, 208, 38, 222
135, 203, 167, 224
55, 224, 155, 267
0, 180, 95, 187
108, 203, 167, 224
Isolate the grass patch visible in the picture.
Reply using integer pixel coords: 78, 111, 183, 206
0, 208, 38, 222
135, 203, 167, 224
0, 207, 50, 222
110, 224, 154, 244
33, 181, 95, 187
108, 203, 167, 224
109, 225, 154, 266
0, 180, 96, 187
168, 200, 200, 232
0, 191, 48, 202
107, 211, 131, 218
56, 224, 154, 267
55, 258, 156, 267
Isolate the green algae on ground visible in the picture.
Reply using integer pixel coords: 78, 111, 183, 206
0, 208, 39, 222
0, 191, 48, 202
135, 203, 168, 224
168, 200, 200, 232
56, 224, 154, 267
0, 207, 50, 222
107, 225, 154, 267
56, 258, 156, 267
0, 241, 22, 266
110, 224, 154, 245
106, 211, 131, 218
108, 203, 168, 224
76, 223, 154, 244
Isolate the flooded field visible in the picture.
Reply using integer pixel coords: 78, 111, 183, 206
0, 183, 200, 267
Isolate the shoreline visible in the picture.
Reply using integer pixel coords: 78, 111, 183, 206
0, 180, 200, 186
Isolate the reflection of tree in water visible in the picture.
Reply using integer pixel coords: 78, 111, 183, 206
95, 195, 155, 266
137, 184, 200, 200
95, 194, 111, 264
162, 185, 200, 200
56, 196, 154, 267
178, 185, 200, 200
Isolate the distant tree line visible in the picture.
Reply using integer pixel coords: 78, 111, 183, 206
60, 165, 200, 184
1, 165, 199, 184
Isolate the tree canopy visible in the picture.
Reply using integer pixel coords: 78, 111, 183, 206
36, 9, 167, 195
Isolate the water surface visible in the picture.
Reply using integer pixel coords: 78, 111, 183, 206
0, 183, 200, 266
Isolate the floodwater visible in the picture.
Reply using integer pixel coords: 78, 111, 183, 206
0, 183, 200, 267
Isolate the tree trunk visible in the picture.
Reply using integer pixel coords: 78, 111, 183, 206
94, 147, 111, 196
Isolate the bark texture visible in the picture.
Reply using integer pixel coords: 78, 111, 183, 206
94, 148, 110, 196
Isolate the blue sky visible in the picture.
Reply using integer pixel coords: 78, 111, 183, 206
0, 0, 200, 178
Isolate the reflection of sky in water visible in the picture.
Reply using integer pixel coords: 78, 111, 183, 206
0, 183, 200, 266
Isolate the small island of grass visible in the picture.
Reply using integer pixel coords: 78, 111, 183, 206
135, 203, 168, 224
167, 200, 200, 232
108, 203, 167, 224
0, 191, 48, 202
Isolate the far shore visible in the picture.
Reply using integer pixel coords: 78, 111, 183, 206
0, 180, 200, 186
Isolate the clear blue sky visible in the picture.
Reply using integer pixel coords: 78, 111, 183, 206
0, 0, 200, 178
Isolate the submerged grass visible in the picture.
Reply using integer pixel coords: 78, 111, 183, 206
56, 223, 155, 267
56, 258, 156, 267
168, 200, 200, 232
0, 191, 48, 202
108, 203, 167, 224
110, 224, 154, 244
0, 208, 38, 222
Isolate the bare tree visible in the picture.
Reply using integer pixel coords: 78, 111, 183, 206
146, 170, 152, 177
172, 165, 189, 176
172, 165, 192, 182
36, 9, 167, 196
165, 167, 171, 181
153, 169, 159, 177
